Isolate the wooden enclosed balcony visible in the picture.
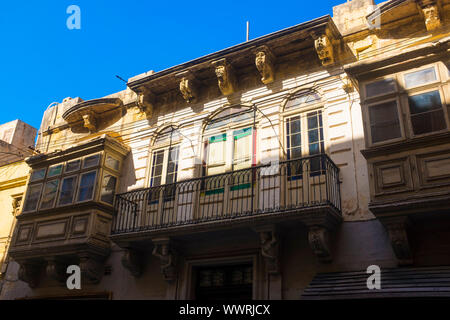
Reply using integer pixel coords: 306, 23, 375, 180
111, 155, 341, 243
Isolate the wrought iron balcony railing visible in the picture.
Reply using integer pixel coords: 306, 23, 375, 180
112, 154, 341, 234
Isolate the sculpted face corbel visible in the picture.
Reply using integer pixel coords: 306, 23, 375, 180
212, 58, 236, 96
152, 238, 178, 282
176, 71, 198, 103
137, 87, 155, 118
45, 257, 66, 282
420, 3, 441, 31
121, 248, 143, 277
78, 253, 105, 284
254, 225, 280, 275
254, 46, 275, 85
82, 111, 97, 133
314, 33, 334, 66
382, 216, 413, 266
308, 226, 332, 263
18, 261, 43, 288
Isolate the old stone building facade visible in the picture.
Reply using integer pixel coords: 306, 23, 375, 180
1, 0, 449, 299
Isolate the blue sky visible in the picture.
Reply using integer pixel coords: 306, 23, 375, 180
0, 0, 352, 130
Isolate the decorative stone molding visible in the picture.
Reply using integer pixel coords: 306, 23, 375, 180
18, 261, 42, 288
383, 216, 413, 266
121, 249, 143, 277
137, 88, 155, 118
176, 71, 198, 103
255, 225, 280, 275
152, 237, 178, 282
45, 258, 66, 282
308, 226, 332, 263
314, 34, 334, 66
212, 58, 236, 96
254, 46, 275, 85
79, 254, 105, 284
420, 3, 441, 32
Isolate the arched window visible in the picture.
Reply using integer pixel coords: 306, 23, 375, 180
149, 126, 181, 187
203, 106, 255, 176
284, 90, 325, 175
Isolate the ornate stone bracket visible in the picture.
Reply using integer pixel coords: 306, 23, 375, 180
176, 71, 198, 103
308, 226, 332, 263
313, 33, 334, 66
18, 261, 43, 288
212, 58, 236, 96
137, 87, 155, 118
121, 248, 143, 277
419, 1, 441, 32
254, 225, 280, 275
152, 238, 178, 282
382, 216, 413, 266
45, 258, 66, 282
79, 254, 105, 284
254, 45, 275, 85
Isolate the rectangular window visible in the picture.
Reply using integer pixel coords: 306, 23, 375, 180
307, 111, 325, 174
30, 168, 46, 182
83, 154, 100, 169
23, 184, 42, 212
207, 134, 227, 176
369, 100, 402, 143
105, 155, 120, 171
65, 159, 81, 173
58, 176, 77, 206
409, 90, 445, 135
233, 128, 252, 170
48, 164, 63, 178
40, 180, 60, 209
366, 78, 396, 98
165, 146, 179, 185
150, 150, 165, 187
78, 171, 97, 202
100, 174, 117, 205
404, 67, 437, 89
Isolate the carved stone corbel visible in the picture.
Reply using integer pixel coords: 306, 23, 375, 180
255, 225, 280, 275
420, 2, 441, 32
79, 254, 105, 284
18, 261, 43, 288
82, 111, 97, 133
314, 33, 334, 66
152, 238, 178, 282
308, 226, 332, 263
383, 216, 413, 266
45, 258, 66, 282
254, 46, 275, 85
212, 58, 236, 96
176, 71, 198, 103
121, 248, 143, 277
137, 87, 155, 118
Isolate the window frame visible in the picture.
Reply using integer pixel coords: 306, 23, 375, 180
76, 169, 98, 203
22, 183, 43, 213
99, 171, 119, 205
148, 145, 180, 187
57, 174, 79, 207
39, 178, 61, 210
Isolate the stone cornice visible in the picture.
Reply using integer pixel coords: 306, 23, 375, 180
0, 176, 27, 191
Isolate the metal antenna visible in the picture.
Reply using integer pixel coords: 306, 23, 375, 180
246, 21, 249, 42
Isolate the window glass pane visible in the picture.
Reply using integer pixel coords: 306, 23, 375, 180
165, 146, 179, 185
409, 91, 445, 134
100, 174, 117, 204
286, 91, 321, 109
404, 67, 437, 88
58, 176, 77, 206
105, 155, 120, 171
48, 164, 63, 178
150, 150, 165, 187
23, 184, 42, 212
307, 111, 325, 173
30, 168, 46, 182
66, 159, 81, 173
369, 101, 402, 143
40, 180, 60, 209
78, 171, 97, 202
83, 154, 100, 168
286, 116, 302, 160
233, 128, 252, 170
365, 78, 396, 97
